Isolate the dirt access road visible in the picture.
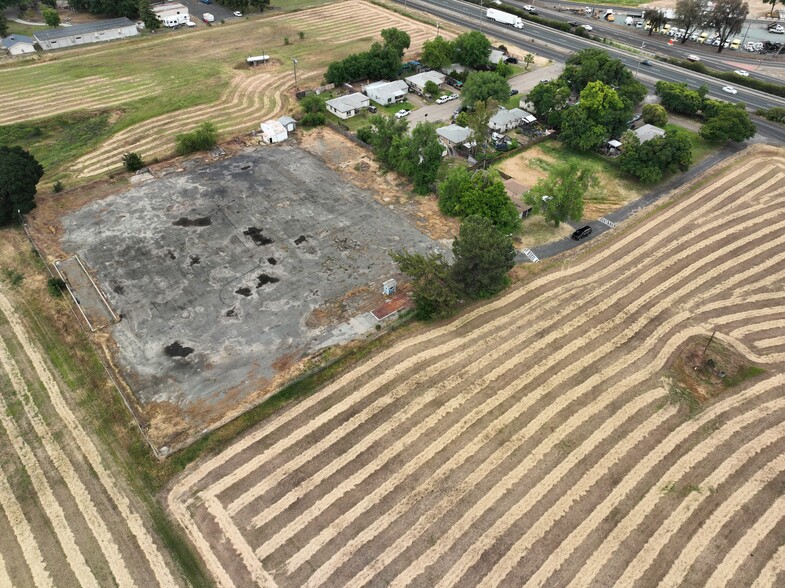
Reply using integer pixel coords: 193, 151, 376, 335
169, 146, 785, 587
0, 288, 184, 586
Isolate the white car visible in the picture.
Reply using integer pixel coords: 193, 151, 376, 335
436, 96, 450, 104
522, 4, 535, 10
580, 24, 593, 31
233, 11, 243, 17
722, 86, 738, 94
734, 69, 750, 77
394, 109, 411, 119
449, 93, 459, 101
687, 54, 700, 61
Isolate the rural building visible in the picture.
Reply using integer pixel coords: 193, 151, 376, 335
278, 116, 297, 133
325, 92, 370, 119
1, 34, 36, 55
489, 49, 506, 65
151, 2, 190, 27
34, 18, 139, 51
405, 71, 446, 95
362, 80, 408, 106
489, 107, 529, 132
503, 178, 533, 218
260, 120, 288, 144
634, 124, 666, 143
437, 124, 473, 155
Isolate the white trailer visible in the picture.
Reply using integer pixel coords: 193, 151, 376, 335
202, 13, 215, 23
486, 8, 524, 29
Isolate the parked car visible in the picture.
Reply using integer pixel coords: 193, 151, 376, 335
436, 96, 450, 104
687, 54, 700, 61
568, 21, 579, 27
627, 113, 643, 127
734, 69, 750, 77
394, 109, 411, 119
769, 24, 785, 34
494, 141, 510, 151
509, 88, 519, 96
571, 226, 592, 241
722, 85, 738, 94
505, 56, 519, 64
449, 93, 459, 101
446, 77, 463, 88
367, 105, 377, 113
233, 11, 243, 17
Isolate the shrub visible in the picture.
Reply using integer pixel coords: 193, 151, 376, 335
53, 180, 64, 193
122, 151, 144, 172
301, 112, 326, 127
47, 277, 66, 298
298, 31, 305, 40
284, 37, 289, 45
1, 268, 24, 288
175, 122, 218, 155
642, 104, 668, 127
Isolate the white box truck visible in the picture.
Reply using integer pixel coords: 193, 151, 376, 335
486, 8, 524, 29
202, 12, 215, 23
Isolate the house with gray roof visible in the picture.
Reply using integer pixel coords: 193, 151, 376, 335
34, 18, 138, 51
634, 124, 666, 143
405, 71, 446, 95
325, 92, 370, 119
2, 34, 36, 56
362, 80, 408, 106
437, 124, 474, 156
489, 107, 528, 132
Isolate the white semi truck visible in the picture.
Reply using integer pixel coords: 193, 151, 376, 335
486, 8, 524, 29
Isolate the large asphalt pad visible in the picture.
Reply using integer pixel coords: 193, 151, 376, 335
59, 146, 440, 449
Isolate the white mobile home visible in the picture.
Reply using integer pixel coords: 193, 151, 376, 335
362, 80, 408, 106
152, 2, 190, 26
35, 18, 139, 51
1, 35, 36, 55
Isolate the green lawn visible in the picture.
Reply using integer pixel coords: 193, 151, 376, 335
665, 123, 723, 163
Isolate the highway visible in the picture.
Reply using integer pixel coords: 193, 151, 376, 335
399, 0, 785, 143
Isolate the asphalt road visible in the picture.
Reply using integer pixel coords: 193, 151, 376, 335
400, 0, 785, 143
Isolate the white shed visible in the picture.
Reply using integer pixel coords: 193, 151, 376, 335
1, 35, 36, 55
260, 120, 288, 144
278, 116, 297, 133
34, 18, 139, 51
325, 92, 370, 119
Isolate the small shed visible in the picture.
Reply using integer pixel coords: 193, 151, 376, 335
405, 71, 446, 95
382, 279, 397, 295
503, 179, 533, 218
278, 116, 296, 133
1, 34, 36, 55
489, 107, 528, 132
260, 120, 288, 144
325, 92, 370, 119
634, 124, 665, 143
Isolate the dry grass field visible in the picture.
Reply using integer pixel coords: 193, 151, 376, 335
0, 285, 186, 586
0, 0, 448, 180
169, 145, 785, 587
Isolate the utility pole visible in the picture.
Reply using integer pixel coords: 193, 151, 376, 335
292, 58, 298, 90
634, 42, 646, 78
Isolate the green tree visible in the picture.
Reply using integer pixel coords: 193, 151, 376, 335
466, 98, 497, 158
559, 81, 629, 151
559, 108, 608, 152
526, 79, 570, 128
362, 114, 410, 168
525, 160, 596, 226
452, 215, 515, 298
562, 48, 646, 107
644, 8, 667, 35
675, 0, 708, 44
42, 6, 60, 26
706, 0, 748, 53
420, 36, 454, 70
299, 94, 325, 113
248, 0, 271, 11
438, 167, 520, 234
523, 53, 535, 71
438, 165, 473, 215
381, 27, 411, 58
138, 0, 160, 31
700, 100, 757, 141
763, 0, 785, 17
395, 122, 444, 194
655, 81, 704, 116
122, 152, 144, 172
642, 103, 668, 126
461, 71, 510, 108
423, 80, 440, 98
389, 250, 458, 320
452, 31, 492, 69
495, 60, 513, 78
0, 146, 44, 224
0, 14, 7, 37
619, 128, 692, 184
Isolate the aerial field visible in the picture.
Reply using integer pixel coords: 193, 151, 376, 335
170, 145, 785, 587
0, 0, 448, 180
0, 288, 185, 586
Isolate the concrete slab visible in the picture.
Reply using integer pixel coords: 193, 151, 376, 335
58, 146, 440, 447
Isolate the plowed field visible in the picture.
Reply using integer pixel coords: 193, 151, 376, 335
169, 146, 785, 587
0, 288, 184, 586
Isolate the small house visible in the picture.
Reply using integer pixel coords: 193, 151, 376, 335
503, 179, 533, 218
34, 18, 139, 51
489, 107, 528, 132
362, 80, 408, 106
1, 34, 36, 55
260, 120, 288, 144
325, 92, 370, 119
634, 124, 665, 143
152, 2, 190, 27
405, 71, 446, 95
278, 116, 296, 133
437, 124, 473, 156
